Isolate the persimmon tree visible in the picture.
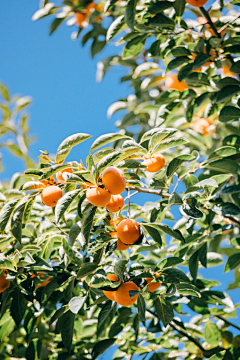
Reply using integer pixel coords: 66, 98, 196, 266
1, 0, 240, 359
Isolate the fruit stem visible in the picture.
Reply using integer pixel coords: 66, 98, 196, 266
126, 187, 170, 198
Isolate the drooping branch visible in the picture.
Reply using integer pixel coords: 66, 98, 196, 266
146, 309, 205, 352
52, 222, 69, 237
215, 314, 240, 332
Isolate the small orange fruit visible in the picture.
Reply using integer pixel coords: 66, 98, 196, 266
102, 167, 126, 195
41, 186, 63, 207
145, 273, 161, 292
117, 219, 140, 245
143, 153, 165, 173
116, 239, 130, 251
56, 166, 73, 184
222, 66, 235, 77
37, 276, 53, 289
165, 74, 188, 92
86, 2, 102, 21
186, 0, 208, 7
75, 12, 87, 28
0, 273, 10, 293
106, 194, 124, 213
198, 16, 225, 37
103, 274, 119, 301
86, 186, 111, 207
114, 282, 139, 306
193, 117, 215, 135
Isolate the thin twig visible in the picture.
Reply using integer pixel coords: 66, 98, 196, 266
53, 222, 69, 237
172, 166, 201, 194
126, 187, 170, 198
146, 309, 205, 352
223, 215, 240, 227
215, 314, 240, 331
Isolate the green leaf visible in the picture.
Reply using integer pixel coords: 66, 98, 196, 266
182, 203, 203, 219
176, 283, 201, 297
155, 137, 189, 152
150, 128, 178, 150
10, 289, 27, 326
230, 60, 240, 73
163, 268, 190, 283
55, 189, 81, 223
91, 274, 114, 288
189, 251, 199, 280
0, 84, 10, 101
148, 1, 173, 14
40, 164, 71, 180
22, 181, 46, 191
92, 338, 116, 360
148, 13, 175, 28
38, 234, 55, 260
224, 254, 240, 272
125, 0, 137, 30
216, 77, 240, 89
173, 0, 185, 16
11, 197, 29, 242
69, 222, 81, 245
157, 256, 184, 270
50, 17, 65, 35
167, 56, 189, 72
62, 238, 83, 266
0, 256, 16, 271
212, 202, 240, 216
209, 351, 226, 360
60, 310, 75, 352
142, 223, 162, 247
122, 35, 147, 60
204, 321, 221, 347
106, 15, 126, 42
0, 199, 19, 233
137, 294, 146, 322
97, 151, 122, 173
98, 301, 115, 329
144, 223, 185, 242
77, 263, 98, 278
206, 159, 239, 174
208, 146, 238, 160
185, 72, 210, 87
168, 46, 191, 57
168, 192, 183, 205
154, 296, 174, 327
114, 259, 129, 281
219, 106, 240, 123
68, 296, 86, 314
166, 154, 196, 178
80, 206, 97, 251
91, 133, 131, 152
56, 133, 91, 163
216, 86, 240, 103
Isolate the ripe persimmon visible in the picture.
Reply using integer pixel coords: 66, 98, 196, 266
102, 167, 126, 195
40, 176, 56, 187
0, 273, 10, 293
145, 273, 161, 292
186, 0, 208, 7
114, 282, 139, 306
86, 2, 102, 21
117, 219, 140, 245
222, 66, 235, 77
193, 117, 215, 135
103, 274, 119, 301
165, 74, 188, 92
143, 153, 165, 173
116, 239, 130, 251
86, 186, 111, 207
56, 166, 73, 184
75, 12, 87, 28
41, 186, 63, 207
106, 194, 124, 213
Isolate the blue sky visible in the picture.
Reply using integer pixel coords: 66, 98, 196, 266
0, 1, 239, 356
0, 0, 129, 180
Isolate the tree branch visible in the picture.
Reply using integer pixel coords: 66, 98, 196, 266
52, 222, 69, 237
223, 215, 240, 227
126, 187, 170, 198
146, 309, 205, 352
215, 314, 240, 332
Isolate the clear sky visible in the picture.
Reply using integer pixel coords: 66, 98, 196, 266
0, 1, 239, 354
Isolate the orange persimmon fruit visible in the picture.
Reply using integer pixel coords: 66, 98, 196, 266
143, 153, 165, 173
41, 186, 63, 207
117, 219, 140, 245
165, 74, 188, 92
86, 186, 111, 207
145, 273, 161, 292
103, 274, 119, 301
102, 167, 126, 195
114, 282, 139, 306
0, 273, 10, 293
106, 194, 124, 213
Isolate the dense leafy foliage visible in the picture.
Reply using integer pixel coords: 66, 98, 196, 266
0, 0, 240, 359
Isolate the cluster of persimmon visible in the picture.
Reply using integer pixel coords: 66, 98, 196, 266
101, 272, 161, 306
72, 1, 102, 28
